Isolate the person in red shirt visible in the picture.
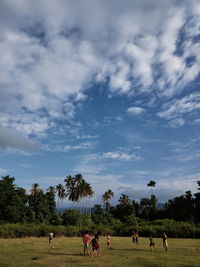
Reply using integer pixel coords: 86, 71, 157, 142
83, 231, 91, 256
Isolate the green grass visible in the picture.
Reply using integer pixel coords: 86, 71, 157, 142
0, 237, 200, 267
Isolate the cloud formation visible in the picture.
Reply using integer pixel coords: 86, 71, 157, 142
0, 0, 200, 146
0, 127, 37, 153
127, 107, 145, 116
157, 93, 200, 126
102, 151, 141, 161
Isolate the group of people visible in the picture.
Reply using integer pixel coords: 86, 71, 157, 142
131, 230, 168, 252
48, 230, 168, 256
83, 232, 111, 257
149, 232, 168, 251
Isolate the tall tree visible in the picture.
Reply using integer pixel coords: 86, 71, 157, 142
46, 186, 56, 214
28, 184, 50, 223
0, 175, 28, 223
102, 189, 114, 212
147, 180, 156, 194
65, 174, 94, 210
65, 175, 77, 203
81, 180, 94, 215
111, 194, 135, 222
56, 184, 64, 213
30, 183, 40, 195
119, 194, 131, 206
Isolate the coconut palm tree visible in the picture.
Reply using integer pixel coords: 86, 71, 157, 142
119, 194, 131, 206
47, 186, 56, 194
64, 175, 75, 190
65, 174, 94, 213
56, 184, 64, 214
147, 180, 156, 194
30, 183, 40, 195
79, 179, 94, 214
65, 174, 80, 203
102, 189, 114, 212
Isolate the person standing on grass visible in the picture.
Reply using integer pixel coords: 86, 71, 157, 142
135, 230, 139, 245
90, 234, 101, 257
83, 231, 91, 256
131, 230, 136, 243
162, 232, 168, 251
149, 236, 156, 251
106, 233, 111, 249
48, 232, 54, 248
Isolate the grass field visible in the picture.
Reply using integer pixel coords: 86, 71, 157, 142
0, 237, 200, 267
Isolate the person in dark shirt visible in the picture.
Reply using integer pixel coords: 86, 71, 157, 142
90, 234, 100, 257
149, 236, 156, 251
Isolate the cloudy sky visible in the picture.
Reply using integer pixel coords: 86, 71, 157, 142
0, 0, 200, 204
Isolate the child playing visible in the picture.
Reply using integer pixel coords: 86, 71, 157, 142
83, 231, 91, 256
48, 232, 54, 248
135, 230, 139, 245
90, 234, 100, 257
162, 232, 168, 251
149, 236, 156, 251
106, 233, 111, 248
131, 230, 136, 243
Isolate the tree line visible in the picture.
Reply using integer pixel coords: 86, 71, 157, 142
0, 175, 200, 226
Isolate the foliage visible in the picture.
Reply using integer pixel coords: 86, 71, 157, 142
62, 209, 83, 226
0, 176, 28, 223
102, 189, 114, 212
0, 175, 200, 237
0, 220, 200, 238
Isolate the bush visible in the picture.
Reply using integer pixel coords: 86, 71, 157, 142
0, 219, 200, 238
62, 209, 82, 226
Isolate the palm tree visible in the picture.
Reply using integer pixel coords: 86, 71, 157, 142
64, 175, 75, 190
65, 174, 94, 213
56, 184, 64, 214
47, 186, 56, 194
79, 179, 94, 214
119, 194, 131, 206
147, 180, 156, 194
65, 174, 81, 203
30, 183, 40, 195
102, 189, 114, 212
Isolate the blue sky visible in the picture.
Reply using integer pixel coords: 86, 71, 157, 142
0, 0, 200, 204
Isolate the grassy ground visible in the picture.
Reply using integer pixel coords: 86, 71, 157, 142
0, 237, 200, 267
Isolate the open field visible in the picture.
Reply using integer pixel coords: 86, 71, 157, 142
0, 237, 200, 267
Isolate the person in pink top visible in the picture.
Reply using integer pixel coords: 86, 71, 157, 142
83, 231, 91, 256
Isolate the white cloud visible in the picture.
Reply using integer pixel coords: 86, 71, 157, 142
76, 135, 98, 140
0, 126, 38, 153
127, 107, 145, 116
168, 118, 185, 128
0, 0, 200, 142
44, 141, 96, 152
102, 151, 141, 161
163, 137, 200, 162
157, 93, 200, 125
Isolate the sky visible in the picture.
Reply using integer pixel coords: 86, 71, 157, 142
0, 0, 200, 205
